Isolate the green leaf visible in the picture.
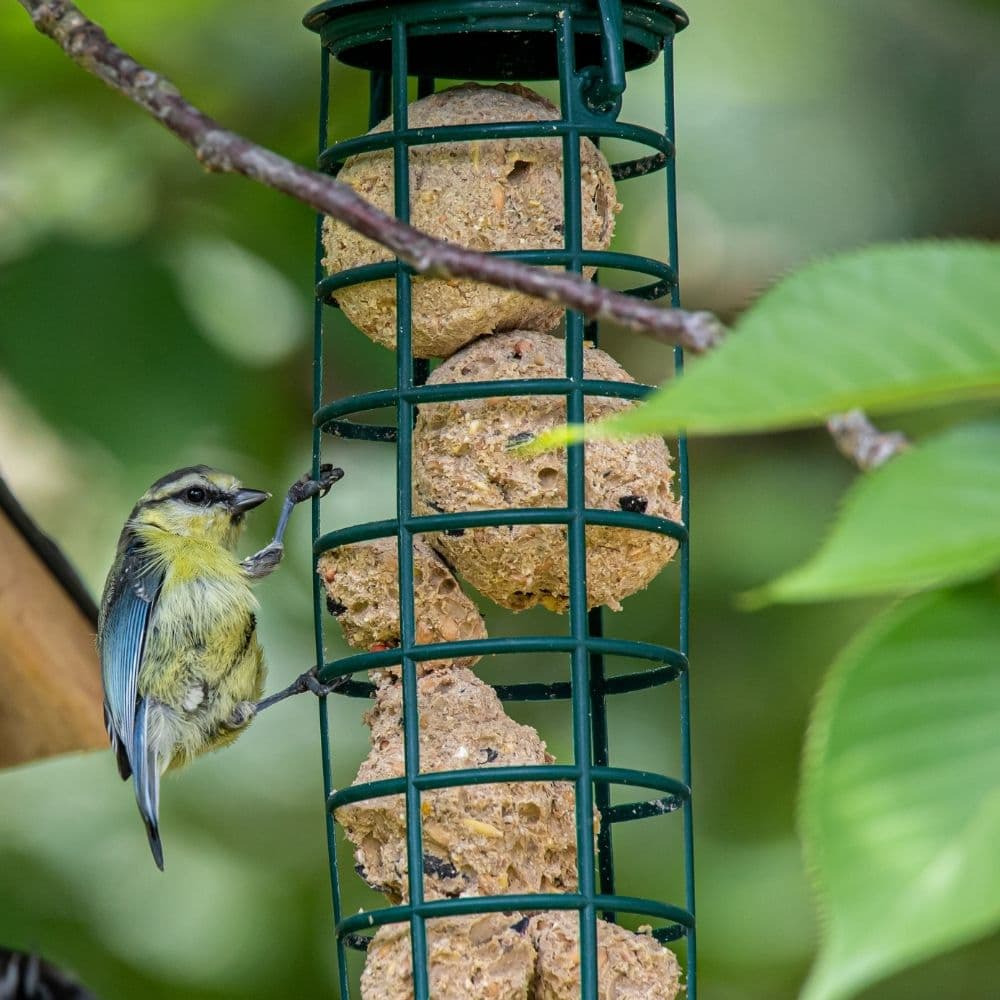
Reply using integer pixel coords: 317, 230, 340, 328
169, 236, 307, 367
534, 241, 1000, 448
748, 421, 1000, 604
799, 581, 1000, 1000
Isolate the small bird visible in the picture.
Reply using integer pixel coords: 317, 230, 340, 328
98, 464, 342, 870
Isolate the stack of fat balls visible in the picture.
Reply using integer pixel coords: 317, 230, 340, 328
321, 82, 682, 999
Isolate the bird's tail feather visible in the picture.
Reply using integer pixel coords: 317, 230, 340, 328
105, 704, 132, 781
132, 699, 164, 871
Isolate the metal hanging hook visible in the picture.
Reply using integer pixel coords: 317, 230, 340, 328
580, 0, 627, 115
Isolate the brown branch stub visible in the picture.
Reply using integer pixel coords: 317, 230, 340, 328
15, 0, 721, 353
826, 409, 910, 471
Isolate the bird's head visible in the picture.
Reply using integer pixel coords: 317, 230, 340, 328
129, 466, 270, 548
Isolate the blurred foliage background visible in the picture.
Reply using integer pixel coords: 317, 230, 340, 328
1, 1, 998, 997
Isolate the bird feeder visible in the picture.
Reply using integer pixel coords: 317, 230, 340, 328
303, 1, 695, 997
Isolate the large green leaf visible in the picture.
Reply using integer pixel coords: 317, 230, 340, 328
799, 581, 1000, 1000
747, 421, 1000, 604
533, 242, 1000, 447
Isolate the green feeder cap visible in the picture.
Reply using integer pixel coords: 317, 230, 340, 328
303, 0, 688, 81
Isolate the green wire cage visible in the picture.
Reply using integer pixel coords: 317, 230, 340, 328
302, 1, 694, 996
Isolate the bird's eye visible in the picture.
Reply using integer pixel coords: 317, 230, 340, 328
185, 487, 207, 504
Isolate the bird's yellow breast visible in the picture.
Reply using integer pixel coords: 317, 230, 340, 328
136, 531, 264, 726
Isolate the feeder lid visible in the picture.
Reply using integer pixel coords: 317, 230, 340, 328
303, 0, 688, 80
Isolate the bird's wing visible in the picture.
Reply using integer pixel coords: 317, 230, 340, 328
133, 697, 164, 869
100, 540, 163, 781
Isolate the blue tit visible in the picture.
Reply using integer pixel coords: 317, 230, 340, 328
98, 463, 342, 870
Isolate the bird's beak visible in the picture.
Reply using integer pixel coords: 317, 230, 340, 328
229, 488, 271, 514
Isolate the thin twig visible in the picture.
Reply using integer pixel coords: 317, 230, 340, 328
14, 0, 724, 353
826, 410, 909, 471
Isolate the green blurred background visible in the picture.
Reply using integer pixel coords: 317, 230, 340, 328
1, 1, 998, 997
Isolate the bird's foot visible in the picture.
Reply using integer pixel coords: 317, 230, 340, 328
287, 464, 344, 506
301, 667, 343, 697
241, 541, 283, 577
255, 667, 346, 712
222, 700, 257, 731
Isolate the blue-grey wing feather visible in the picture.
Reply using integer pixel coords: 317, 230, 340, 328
99, 540, 163, 780
133, 697, 164, 869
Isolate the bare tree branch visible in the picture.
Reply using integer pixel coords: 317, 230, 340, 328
826, 410, 909, 471
14, 0, 724, 353
16, 0, 907, 474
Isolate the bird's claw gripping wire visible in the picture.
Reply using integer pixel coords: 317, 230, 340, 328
256, 666, 347, 712
288, 464, 344, 505
274, 464, 344, 542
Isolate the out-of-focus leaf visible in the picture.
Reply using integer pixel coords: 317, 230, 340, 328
0, 118, 154, 262
800, 581, 1000, 1000
533, 242, 1000, 448
698, 837, 816, 968
747, 421, 1000, 605
0, 240, 266, 468
170, 237, 307, 366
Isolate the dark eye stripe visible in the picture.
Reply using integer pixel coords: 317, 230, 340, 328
143, 478, 231, 506
166, 485, 222, 505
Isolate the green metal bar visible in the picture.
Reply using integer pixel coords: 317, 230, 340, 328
591, 0, 626, 105
665, 33, 697, 997
316, 373, 667, 440
319, 661, 686, 702
603, 793, 685, 824
318, 248, 674, 279
313, 376, 658, 430
556, 13, 600, 1000
318, 632, 686, 672
317, 632, 686, 669
388, 18, 431, 1000
337, 891, 693, 939
319, 118, 670, 168
612, 150, 669, 180
579, 101, 615, 916
601, 663, 684, 695
318, 253, 673, 296
589, 604, 617, 920
316, 247, 674, 300
330, 763, 690, 810
329, 142, 671, 186
368, 70, 390, 127
314, 509, 686, 554
314, 375, 654, 415
321, 421, 398, 443
493, 662, 685, 702
311, 45, 352, 1000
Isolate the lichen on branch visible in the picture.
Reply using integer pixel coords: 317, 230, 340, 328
826, 410, 910, 471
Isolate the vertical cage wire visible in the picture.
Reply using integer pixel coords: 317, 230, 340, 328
305, 2, 694, 997
664, 31, 698, 990
310, 45, 353, 1000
